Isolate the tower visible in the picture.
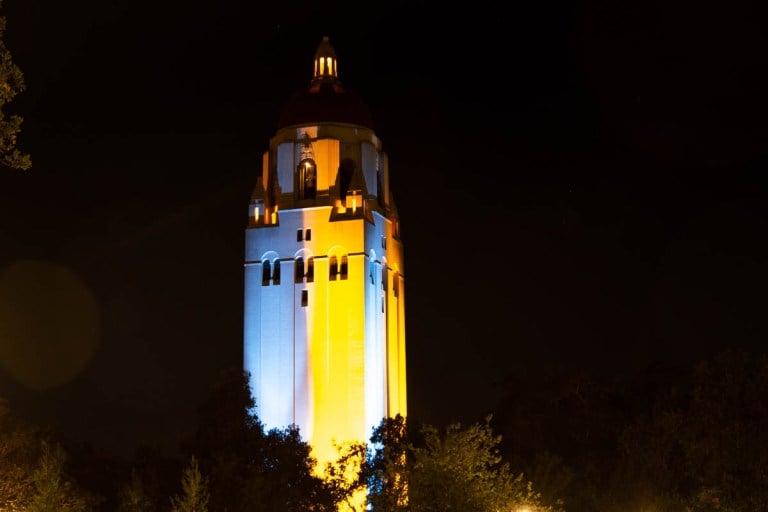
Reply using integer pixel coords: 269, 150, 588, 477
243, 37, 406, 469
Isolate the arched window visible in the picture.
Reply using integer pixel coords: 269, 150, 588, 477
262, 260, 271, 286
295, 257, 305, 283
297, 158, 317, 200
340, 255, 348, 280
294, 254, 314, 283
306, 257, 314, 283
329, 255, 338, 280
262, 259, 280, 285
329, 254, 348, 281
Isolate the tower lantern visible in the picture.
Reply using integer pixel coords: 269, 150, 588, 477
313, 36, 338, 83
243, 36, 407, 475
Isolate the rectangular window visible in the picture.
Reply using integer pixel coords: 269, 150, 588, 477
381, 268, 388, 291
272, 260, 281, 285
381, 236, 387, 249
297, 229, 303, 242
393, 276, 399, 297
301, 290, 308, 307
305, 229, 312, 241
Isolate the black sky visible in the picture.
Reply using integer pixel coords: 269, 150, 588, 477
1, 0, 767, 457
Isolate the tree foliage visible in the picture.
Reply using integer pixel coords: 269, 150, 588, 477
366, 414, 563, 512
616, 349, 768, 512
0, 0, 30, 170
323, 440, 369, 512
188, 367, 340, 512
169, 456, 209, 512
25, 440, 94, 512
0, 401, 97, 511
4, 349, 767, 512
0, 399, 40, 511
491, 349, 768, 512
363, 414, 409, 512
493, 366, 632, 511
117, 469, 155, 512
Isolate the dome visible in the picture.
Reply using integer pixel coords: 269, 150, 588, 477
277, 37, 375, 130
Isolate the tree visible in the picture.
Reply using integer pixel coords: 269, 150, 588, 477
262, 425, 342, 511
0, 398, 40, 511
363, 414, 409, 512
188, 367, 340, 512
323, 439, 369, 512
117, 469, 155, 512
169, 456, 209, 512
0, 0, 30, 170
1, 401, 98, 512
366, 414, 562, 512
491, 363, 678, 512
25, 441, 93, 512
617, 349, 768, 512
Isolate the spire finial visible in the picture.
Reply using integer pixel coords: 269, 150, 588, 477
312, 36, 339, 85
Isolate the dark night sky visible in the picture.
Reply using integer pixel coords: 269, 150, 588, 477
1, 0, 767, 457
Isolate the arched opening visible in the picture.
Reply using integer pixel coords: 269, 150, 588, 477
306, 257, 314, 283
329, 255, 338, 280
340, 255, 348, 280
295, 257, 305, 283
262, 260, 271, 286
297, 158, 317, 200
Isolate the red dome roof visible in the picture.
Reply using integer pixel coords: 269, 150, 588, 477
277, 37, 374, 130
278, 82, 374, 129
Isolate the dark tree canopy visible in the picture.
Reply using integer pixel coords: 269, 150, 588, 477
492, 349, 768, 512
0, 0, 30, 170
187, 368, 339, 512
363, 414, 562, 512
0, 400, 97, 511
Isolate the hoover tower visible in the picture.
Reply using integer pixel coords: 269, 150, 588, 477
243, 37, 406, 468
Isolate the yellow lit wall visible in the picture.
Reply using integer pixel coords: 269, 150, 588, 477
313, 138, 340, 193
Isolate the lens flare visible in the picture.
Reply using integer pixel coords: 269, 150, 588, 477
0, 259, 100, 390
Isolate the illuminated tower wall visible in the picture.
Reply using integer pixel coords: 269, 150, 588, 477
243, 37, 406, 468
